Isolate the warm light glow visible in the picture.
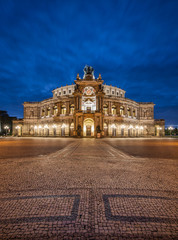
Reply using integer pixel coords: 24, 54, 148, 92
168, 126, 173, 130
44, 124, 49, 129
140, 126, 143, 130
111, 124, 116, 128
38, 125, 42, 129
15, 126, 20, 129
52, 124, 57, 128
61, 123, 66, 128
121, 125, 125, 129
129, 125, 133, 129
4, 125, 9, 129
136, 126, 139, 129
34, 125, 37, 129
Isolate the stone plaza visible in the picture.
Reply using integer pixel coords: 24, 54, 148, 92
0, 137, 177, 239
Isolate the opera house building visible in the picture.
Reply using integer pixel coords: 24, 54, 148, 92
13, 66, 165, 137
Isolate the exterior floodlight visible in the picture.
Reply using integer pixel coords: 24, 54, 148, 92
4, 125, 9, 136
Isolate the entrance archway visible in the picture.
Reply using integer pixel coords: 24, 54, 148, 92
83, 118, 94, 137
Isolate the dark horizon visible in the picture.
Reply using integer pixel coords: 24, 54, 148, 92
0, 0, 178, 125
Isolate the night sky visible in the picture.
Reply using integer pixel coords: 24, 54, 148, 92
0, 0, 178, 125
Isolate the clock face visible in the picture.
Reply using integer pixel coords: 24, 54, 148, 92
83, 86, 95, 95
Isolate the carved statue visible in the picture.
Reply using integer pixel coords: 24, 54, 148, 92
83, 65, 94, 75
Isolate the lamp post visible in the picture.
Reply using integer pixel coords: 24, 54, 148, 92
168, 126, 173, 136
4, 125, 9, 136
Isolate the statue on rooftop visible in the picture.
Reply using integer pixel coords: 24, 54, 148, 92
83, 65, 94, 75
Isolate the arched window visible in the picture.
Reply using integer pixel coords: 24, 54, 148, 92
70, 122, 74, 136
120, 106, 124, 116
61, 105, 66, 115
61, 123, 66, 136
127, 107, 131, 117
111, 124, 116, 136
104, 122, 108, 136
70, 104, 75, 114
133, 109, 136, 117
112, 105, 116, 115
47, 108, 50, 116
52, 124, 57, 136
53, 106, 58, 115
103, 104, 108, 115
42, 109, 45, 117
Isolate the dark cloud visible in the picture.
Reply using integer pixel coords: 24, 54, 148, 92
0, 0, 177, 124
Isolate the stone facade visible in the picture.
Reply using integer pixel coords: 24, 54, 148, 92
13, 66, 165, 137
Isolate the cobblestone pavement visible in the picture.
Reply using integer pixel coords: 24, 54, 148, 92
0, 138, 177, 239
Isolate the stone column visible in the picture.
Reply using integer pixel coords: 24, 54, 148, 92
124, 105, 128, 117
108, 101, 111, 114
57, 103, 61, 115
96, 96, 98, 111
66, 101, 70, 114
117, 104, 120, 116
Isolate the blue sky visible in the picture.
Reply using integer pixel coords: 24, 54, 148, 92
0, 0, 178, 125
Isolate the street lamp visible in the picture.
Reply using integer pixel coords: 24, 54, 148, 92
168, 126, 174, 136
4, 125, 9, 136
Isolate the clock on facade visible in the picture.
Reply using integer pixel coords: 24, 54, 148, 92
83, 86, 95, 95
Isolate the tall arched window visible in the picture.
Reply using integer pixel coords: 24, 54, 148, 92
112, 105, 116, 115
47, 108, 50, 117
133, 109, 136, 117
70, 122, 74, 136
70, 104, 75, 114
53, 106, 58, 115
42, 109, 45, 117
104, 122, 108, 136
103, 104, 108, 115
127, 107, 131, 117
120, 106, 124, 116
61, 123, 66, 136
61, 105, 66, 115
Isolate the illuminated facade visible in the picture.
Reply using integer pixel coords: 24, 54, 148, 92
13, 66, 165, 137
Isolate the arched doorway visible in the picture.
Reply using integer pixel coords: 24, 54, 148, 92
83, 118, 94, 137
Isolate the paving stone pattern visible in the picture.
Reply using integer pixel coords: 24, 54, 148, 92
0, 138, 177, 239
